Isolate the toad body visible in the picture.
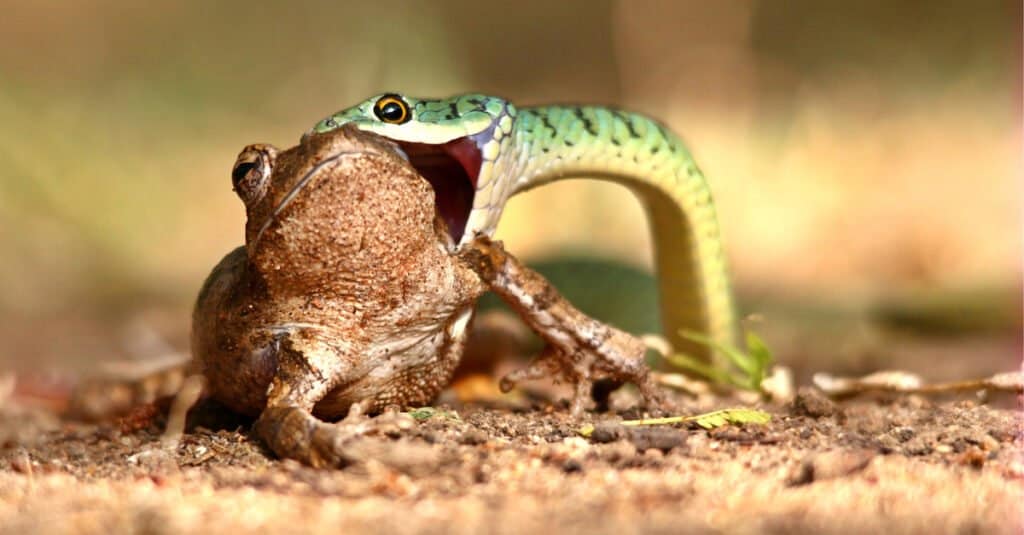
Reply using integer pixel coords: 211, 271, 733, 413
192, 126, 660, 466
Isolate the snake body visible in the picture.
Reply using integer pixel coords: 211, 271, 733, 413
312, 94, 736, 360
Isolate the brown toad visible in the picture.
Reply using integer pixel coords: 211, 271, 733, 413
191, 126, 660, 466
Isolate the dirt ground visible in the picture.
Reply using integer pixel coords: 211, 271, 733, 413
1, 374, 1021, 535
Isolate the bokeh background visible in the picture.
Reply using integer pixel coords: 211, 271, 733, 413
1, 1, 1020, 381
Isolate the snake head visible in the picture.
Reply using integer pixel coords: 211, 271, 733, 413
310, 93, 517, 243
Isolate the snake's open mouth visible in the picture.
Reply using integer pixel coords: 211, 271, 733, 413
397, 138, 481, 243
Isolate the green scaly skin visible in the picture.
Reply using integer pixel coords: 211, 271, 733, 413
312, 93, 736, 361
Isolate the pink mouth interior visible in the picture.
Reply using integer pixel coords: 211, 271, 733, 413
398, 137, 481, 243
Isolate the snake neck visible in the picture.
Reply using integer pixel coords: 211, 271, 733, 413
496, 105, 738, 361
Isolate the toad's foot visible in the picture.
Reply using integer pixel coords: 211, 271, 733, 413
462, 236, 666, 417
250, 334, 425, 468
256, 402, 362, 468
255, 402, 415, 468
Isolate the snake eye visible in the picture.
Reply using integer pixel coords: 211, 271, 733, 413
373, 94, 411, 124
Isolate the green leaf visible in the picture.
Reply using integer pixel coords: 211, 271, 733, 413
689, 408, 772, 429
610, 408, 772, 429
406, 407, 460, 421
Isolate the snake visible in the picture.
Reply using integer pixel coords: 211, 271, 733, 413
310, 93, 736, 361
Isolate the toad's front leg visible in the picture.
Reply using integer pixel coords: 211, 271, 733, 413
460, 237, 665, 417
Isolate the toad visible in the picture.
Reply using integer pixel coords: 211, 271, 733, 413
191, 125, 660, 466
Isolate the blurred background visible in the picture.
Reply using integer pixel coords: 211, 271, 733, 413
0, 0, 1019, 383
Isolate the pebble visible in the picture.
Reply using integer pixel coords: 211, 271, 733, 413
788, 449, 875, 486
625, 427, 686, 453
890, 426, 915, 442
458, 429, 488, 446
590, 423, 624, 444
561, 458, 583, 473
789, 387, 839, 418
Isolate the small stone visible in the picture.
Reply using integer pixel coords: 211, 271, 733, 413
127, 446, 181, 477
956, 447, 987, 470
789, 387, 838, 418
9, 451, 32, 475
979, 434, 1000, 452
685, 433, 714, 459
643, 448, 665, 459
890, 426, 915, 442
595, 440, 638, 463
458, 429, 488, 446
562, 458, 583, 473
1005, 461, 1024, 479
904, 436, 933, 456
626, 427, 686, 453
988, 427, 1015, 443
787, 449, 875, 486
590, 423, 624, 444
874, 434, 899, 453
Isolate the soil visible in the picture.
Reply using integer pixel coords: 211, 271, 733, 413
1, 381, 1021, 535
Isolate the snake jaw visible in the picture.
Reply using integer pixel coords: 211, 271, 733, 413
397, 137, 480, 243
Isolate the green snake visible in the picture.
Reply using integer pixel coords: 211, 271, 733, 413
311, 93, 736, 361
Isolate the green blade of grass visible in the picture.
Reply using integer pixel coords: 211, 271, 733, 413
679, 329, 758, 377
661, 351, 744, 387
743, 330, 774, 387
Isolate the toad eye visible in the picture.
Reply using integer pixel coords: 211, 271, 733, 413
231, 144, 277, 206
231, 161, 258, 190
373, 94, 411, 124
